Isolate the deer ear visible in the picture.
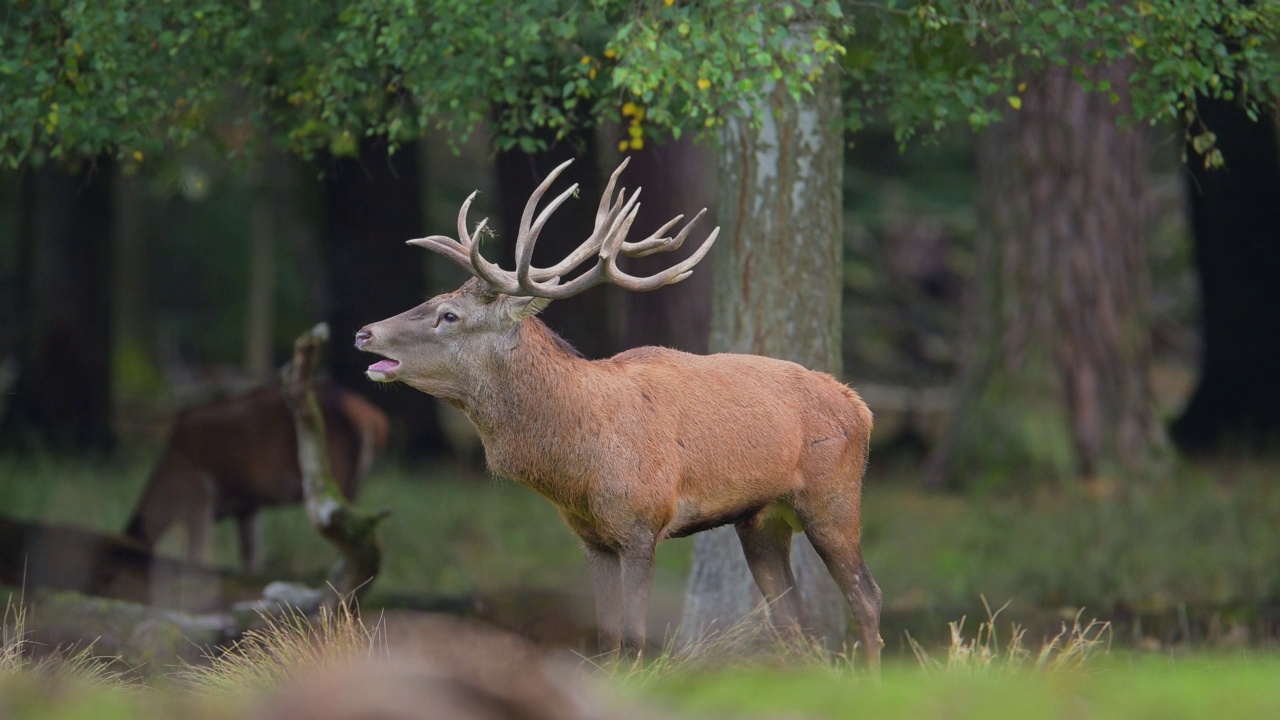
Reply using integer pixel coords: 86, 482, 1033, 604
503, 295, 551, 321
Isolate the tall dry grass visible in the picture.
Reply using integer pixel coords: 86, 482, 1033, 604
1, 593, 136, 697
907, 598, 1111, 675
622, 601, 860, 684
178, 601, 387, 699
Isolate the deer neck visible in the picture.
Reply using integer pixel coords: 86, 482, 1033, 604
462, 319, 597, 507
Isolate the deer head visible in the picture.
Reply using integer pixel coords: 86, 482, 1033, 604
353, 158, 718, 402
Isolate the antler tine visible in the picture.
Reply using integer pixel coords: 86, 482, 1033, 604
514, 193, 642, 299
618, 207, 709, 258
515, 181, 579, 289
511, 159, 576, 282
407, 190, 483, 273
408, 158, 717, 301
407, 235, 470, 270
465, 217, 522, 294
524, 160, 636, 284
407, 192, 514, 294
533, 184, 641, 281
605, 224, 720, 291
596, 157, 630, 228
456, 191, 480, 251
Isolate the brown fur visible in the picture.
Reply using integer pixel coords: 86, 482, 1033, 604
357, 278, 883, 668
124, 382, 389, 571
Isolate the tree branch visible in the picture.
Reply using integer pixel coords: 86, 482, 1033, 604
279, 323, 387, 605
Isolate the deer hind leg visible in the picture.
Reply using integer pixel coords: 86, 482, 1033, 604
184, 491, 215, 566
795, 505, 883, 672
735, 511, 805, 637
237, 511, 261, 573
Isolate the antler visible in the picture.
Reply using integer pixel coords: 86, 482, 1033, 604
407, 158, 719, 300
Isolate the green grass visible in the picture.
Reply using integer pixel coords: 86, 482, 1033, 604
3, 452, 1280, 618
7, 650, 1278, 719
861, 458, 1280, 613
0, 453, 694, 608
630, 655, 1280, 719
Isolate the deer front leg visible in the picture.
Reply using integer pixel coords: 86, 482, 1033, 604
583, 542, 623, 656
619, 536, 657, 659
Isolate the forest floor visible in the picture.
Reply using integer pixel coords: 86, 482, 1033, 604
2, 451, 1279, 717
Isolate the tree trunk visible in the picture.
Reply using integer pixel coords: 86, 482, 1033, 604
495, 129, 618, 359
1, 158, 115, 452
1171, 101, 1280, 452
927, 59, 1167, 488
244, 161, 276, 381
111, 169, 159, 403
618, 134, 715, 354
321, 140, 445, 456
681, 64, 847, 648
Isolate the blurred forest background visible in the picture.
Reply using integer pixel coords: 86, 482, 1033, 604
2, 1, 1280, 699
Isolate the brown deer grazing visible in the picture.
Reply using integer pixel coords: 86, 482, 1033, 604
355, 159, 882, 669
125, 382, 389, 572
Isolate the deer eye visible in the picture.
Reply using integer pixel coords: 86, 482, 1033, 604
441, 312, 459, 323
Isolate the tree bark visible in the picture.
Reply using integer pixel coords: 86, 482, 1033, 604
321, 140, 445, 456
681, 64, 847, 648
927, 59, 1168, 488
281, 323, 385, 603
618, 135, 715, 354
1171, 100, 1280, 452
110, 169, 160, 403
1, 158, 115, 452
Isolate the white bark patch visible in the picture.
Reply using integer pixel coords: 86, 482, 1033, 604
312, 496, 343, 527
792, 103, 823, 214
751, 92, 780, 219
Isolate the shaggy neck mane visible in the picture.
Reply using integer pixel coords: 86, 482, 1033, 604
465, 316, 597, 507
464, 317, 592, 437
529, 316, 584, 359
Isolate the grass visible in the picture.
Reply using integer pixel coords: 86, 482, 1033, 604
905, 599, 1112, 675
3, 452, 1280, 619
632, 655, 1280, 720
0, 485, 1277, 720
861, 456, 1280, 614
178, 602, 386, 699
1, 594, 141, 720
1, 595, 131, 688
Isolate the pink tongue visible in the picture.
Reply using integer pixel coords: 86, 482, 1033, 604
369, 359, 400, 373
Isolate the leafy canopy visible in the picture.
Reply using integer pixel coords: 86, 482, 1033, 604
1, 0, 1276, 167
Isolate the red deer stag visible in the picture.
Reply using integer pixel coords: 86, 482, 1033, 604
125, 382, 389, 572
355, 159, 882, 668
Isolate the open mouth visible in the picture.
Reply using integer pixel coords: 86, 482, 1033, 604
365, 358, 401, 382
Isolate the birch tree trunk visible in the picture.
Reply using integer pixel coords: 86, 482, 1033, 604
927, 58, 1168, 488
680, 61, 847, 648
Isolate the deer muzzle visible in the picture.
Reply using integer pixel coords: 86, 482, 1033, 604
354, 327, 401, 382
